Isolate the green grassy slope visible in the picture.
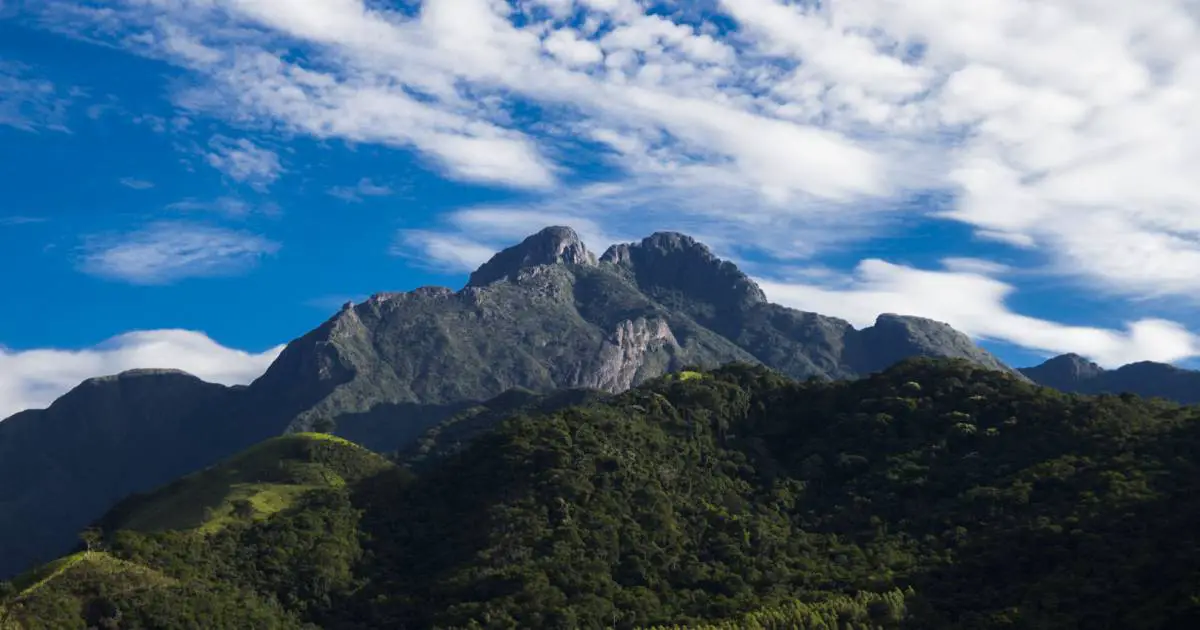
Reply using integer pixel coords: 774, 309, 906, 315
98, 432, 392, 534
0, 549, 302, 629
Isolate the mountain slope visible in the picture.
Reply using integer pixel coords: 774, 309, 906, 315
0, 370, 271, 580
98, 432, 393, 534
10, 359, 1200, 628
0, 225, 1017, 579
0, 549, 306, 630
1021, 353, 1200, 403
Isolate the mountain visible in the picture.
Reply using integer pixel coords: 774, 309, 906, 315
1021, 353, 1200, 403
7, 359, 1200, 629
0, 369, 269, 584
254, 227, 1016, 447
0, 226, 1016, 579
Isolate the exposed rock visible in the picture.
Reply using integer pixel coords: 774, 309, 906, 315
468, 226, 596, 287
580, 317, 681, 392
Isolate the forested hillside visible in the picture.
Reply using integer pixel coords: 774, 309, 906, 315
5, 358, 1200, 629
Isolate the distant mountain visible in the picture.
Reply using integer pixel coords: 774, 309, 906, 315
0, 226, 1017, 578
1020, 353, 1200, 403
8, 359, 1200, 629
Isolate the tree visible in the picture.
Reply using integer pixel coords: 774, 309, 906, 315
81, 527, 103, 554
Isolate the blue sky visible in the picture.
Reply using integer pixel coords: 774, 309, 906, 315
4, 0, 1200, 417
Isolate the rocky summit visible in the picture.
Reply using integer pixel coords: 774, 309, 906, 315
0, 225, 1018, 578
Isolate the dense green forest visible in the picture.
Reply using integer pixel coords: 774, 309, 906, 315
5, 358, 1200, 629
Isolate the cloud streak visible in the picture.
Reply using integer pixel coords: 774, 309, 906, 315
328, 177, 394, 203
79, 221, 280, 285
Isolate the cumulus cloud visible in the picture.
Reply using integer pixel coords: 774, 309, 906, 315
757, 260, 1200, 368
0, 330, 283, 420
80, 221, 280, 284
204, 135, 283, 191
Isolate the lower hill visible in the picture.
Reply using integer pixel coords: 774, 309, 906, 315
7, 359, 1200, 629
97, 432, 394, 534
0, 551, 305, 629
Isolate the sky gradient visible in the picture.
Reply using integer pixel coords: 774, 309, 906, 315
4, 0, 1200, 419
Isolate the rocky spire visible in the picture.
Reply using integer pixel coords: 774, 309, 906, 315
467, 226, 596, 287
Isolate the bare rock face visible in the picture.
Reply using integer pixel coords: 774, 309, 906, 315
581, 317, 681, 392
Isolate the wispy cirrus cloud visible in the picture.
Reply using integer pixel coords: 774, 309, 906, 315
203, 135, 283, 191
79, 221, 280, 285
118, 176, 154, 190
0, 330, 283, 420
0, 60, 76, 133
166, 196, 280, 218
0, 216, 48, 226
328, 178, 394, 203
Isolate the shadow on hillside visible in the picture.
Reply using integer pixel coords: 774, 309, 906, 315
330, 436, 524, 628
333, 401, 475, 454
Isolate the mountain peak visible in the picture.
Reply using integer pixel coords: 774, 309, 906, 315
1036, 353, 1105, 377
600, 232, 767, 323
467, 226, 596, 287
1017, 352, 1105, 389
850, 313, 1017, 376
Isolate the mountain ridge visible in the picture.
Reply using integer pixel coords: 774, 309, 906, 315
1019, 352, 1200, 403
0, 225, 1018, 578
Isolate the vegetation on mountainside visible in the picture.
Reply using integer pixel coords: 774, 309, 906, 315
98, 433, 392, 534
7, 358, 1200, 629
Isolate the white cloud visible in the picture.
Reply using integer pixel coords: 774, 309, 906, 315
0, 60, 74, 133
80, 221, 280, 285
757, 260, 1200, 368
0, 216, 47, 226
204, 135, 283, 190
328, 178, 395, 202
394, 230, 498, 271
166, 196, 279, 218
119, 176, 155, 190
0, 330, 283, 420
